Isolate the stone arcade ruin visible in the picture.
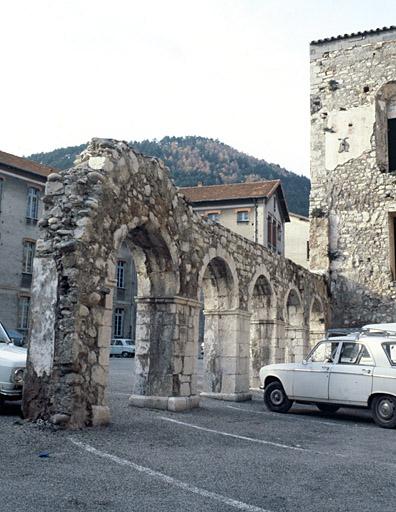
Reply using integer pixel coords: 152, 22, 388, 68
22, 139, 329, 428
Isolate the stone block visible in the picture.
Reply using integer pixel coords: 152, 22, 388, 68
128, 395, 168, 410
91, 405, 111, 426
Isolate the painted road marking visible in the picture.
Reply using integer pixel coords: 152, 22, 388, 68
69, 439, 272, 512
225, 405, 341, 427
158, 416, 340, 456
224, 404, 374, 430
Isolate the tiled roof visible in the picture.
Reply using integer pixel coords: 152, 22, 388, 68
311, 26, 396, 45
0, 150, 55, 178
180, 180, 281, 202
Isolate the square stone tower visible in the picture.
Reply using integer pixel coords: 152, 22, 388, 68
309, 26, 396, 327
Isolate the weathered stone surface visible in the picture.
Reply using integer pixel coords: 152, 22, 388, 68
22, 138, 329, 428
310, 29, 396, 326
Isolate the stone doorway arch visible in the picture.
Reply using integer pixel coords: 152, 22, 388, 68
309, 296, 326, 348
284, 288, 305, 363
22, 140, 202, 428
248, 271, 276, 388
198, 253, 251, 401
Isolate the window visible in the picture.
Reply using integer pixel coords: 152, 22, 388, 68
207, 211, 220, 222
389, 117, 396, 172
389, 214, 396, 280
26, 187, 39, 223
338, 342, 374, 365
308, 341, 339, 363
18, 296, 30, 330
0, 178, 3, 212
375, 84, 396, 172
267, 214, 279, 252
22, 241, 35, 274
113, 308, 124, 337
116, 260, 125, 289
237, 210, 249, 223
273, 197, 277, 212
382, 342, 396, 365
267, 215, 272, 248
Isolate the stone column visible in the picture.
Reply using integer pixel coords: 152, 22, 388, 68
129, 296, 201, 412
285, 326, 309, 362
200, 309, 251, 401
249, 319, 276, 389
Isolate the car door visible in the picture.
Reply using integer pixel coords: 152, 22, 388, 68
328, 342, 374, 405
112, 339, 123, 356
293, 340, 340, 400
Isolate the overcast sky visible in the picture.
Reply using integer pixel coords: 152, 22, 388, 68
2, 0, 396, 176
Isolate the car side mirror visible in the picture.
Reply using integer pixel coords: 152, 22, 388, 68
302, 359, 308, 365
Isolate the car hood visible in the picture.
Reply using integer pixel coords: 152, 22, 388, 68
260, 363, 295, 372
0, 343, 27, 366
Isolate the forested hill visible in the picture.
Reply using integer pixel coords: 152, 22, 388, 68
28, 136, 310, 216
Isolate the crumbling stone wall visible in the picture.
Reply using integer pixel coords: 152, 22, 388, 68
310, 28, 396, 327
23, 139, 329, 428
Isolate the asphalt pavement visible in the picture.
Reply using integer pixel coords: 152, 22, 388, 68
1, 358, 396, 512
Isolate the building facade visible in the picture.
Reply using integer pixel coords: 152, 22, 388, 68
0, 151, 51, 341
309, 26, 396, 326
181, 181, 290, 256
0, 150, 136, 341
284, 213, 310, 268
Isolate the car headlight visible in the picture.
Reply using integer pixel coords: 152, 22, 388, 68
11, 367, 25, 385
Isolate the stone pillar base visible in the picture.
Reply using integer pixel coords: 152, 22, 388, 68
128, 394, 200, 411
200, 391, 252, 402
91, 405, 111, 427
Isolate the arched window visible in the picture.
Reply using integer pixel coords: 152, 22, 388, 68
375, 82, 396, 172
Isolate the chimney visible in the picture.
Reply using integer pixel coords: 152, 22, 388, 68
197, 181, 203, 187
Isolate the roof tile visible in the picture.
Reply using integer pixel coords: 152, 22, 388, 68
180, 180, 280, 202
0, 150, 55, 178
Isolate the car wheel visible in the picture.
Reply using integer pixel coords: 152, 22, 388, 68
316, 403, 340, 414
121, 351, 129, 358
372, 395, 396, 428
264, 381, 293, 413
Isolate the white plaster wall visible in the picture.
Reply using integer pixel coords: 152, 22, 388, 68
285, 215, 309, 268
325, 105, 375, 171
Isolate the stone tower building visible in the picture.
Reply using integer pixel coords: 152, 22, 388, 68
309, 26, 396, 327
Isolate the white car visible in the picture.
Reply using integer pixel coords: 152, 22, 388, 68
110, 338, 135, 358
259, 323, 396, 428
0, 322, 27, 407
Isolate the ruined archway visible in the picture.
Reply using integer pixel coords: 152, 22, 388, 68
198, 252, 250, 401
248, 270, 276, 388
22, 140, 201, 428
21, 138, 329, 428
309, 296, 326, 347
284, 288, 305, 363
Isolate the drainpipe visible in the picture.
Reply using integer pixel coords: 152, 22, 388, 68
254, 198, 258, 243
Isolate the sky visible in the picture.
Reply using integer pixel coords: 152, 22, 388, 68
1, 0, 396, 177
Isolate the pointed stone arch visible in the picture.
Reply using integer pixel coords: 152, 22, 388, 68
284, 287, 305, 363
247, 267, 276, 387
198, 250, 250, 401
309, 296, 326, 347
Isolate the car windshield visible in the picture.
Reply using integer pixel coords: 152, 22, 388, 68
0, 323, 11, 343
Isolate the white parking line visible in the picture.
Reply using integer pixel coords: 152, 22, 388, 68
225, 405, 341, 428
69, 439, 271, 512
224, 405, 373, 430
158, 416, 339, 456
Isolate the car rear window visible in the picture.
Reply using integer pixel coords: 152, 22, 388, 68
382, 342, 396, 365
125, 340, 133, 345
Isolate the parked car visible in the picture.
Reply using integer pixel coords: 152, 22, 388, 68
0, 321, 27, 407
259, 323, 396, 428
110, 338, 135, 358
